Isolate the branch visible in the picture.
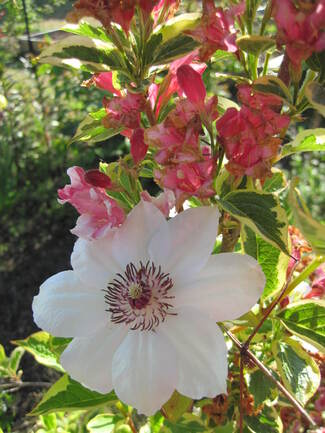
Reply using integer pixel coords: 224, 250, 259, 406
223, 328, 317, 427
0, 381, 51, 393
243, 261, 299, 350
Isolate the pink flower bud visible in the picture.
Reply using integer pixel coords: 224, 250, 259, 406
130, 128, 148, 164
94, 72, 121, 96
85, 169, 112, 189
177, 65, 206, 107
58, 166, 125, 240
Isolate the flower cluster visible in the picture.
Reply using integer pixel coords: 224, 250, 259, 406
67, 0, 159, 33
273, 0, 325, 74
58, 166, 125, 239
216, 85, 290, 178
145, 65, 218, 207
186, 0, 244, 61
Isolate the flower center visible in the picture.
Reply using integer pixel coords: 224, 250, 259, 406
104, 261, 176, 331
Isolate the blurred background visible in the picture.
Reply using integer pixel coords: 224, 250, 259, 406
0, 1, 324, 430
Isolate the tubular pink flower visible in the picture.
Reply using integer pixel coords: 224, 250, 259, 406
216, 86, 290, 179
58, 166, 125, 240
140, 190, 175, 217
130, 128, 148, 164
33, 201, 265, 415
103, 92, 146, 130
84, 169, 112, 189
152, 0, 180, 25
154, 159, 215, 205
273, 0, 325, 71
93, 72, 121, 96
145, 93, 218, 207
68, 0, 160, 33
149, 51, 206, 117
186, 0, 242, 61
177, 65, 206, 108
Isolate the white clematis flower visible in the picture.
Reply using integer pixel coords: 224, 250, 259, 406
32, 201, 265, 415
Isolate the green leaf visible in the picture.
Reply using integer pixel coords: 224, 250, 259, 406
162, 414, 209, 433
217, 96, 240, 115
262, 169, 287, 193
87, 414, 123, 433
219, 190, 289, 254
214, 168, 232, 198
40, 413, 57, 430
153, 13, 200, 43
281, 128, 325, 158
244, 406, 283, 433
246, 370, 277, 407
272, 337, 320, 405
237, 35, 275, 56
71, 112, 123, 144
12, 332, 64, 372
8, 347, 24, 375
252, 76, 292, 104
30, 375, 117, 416
149, 413, 165, 433
139, 160, 155, 178
241, 226, 289, 300
277, 300, 325, 353
162, 391, 192, 422
288, 180, 325, 255
62, 20, 112, 43
306, 50, 325, 82
215, 72, 250, 84
39, 35, 124, 73
211, 50, 236, 62
153, 34, 199, 65
305, 81, 325, 117
144, 33, 163, 66
0, 345, 6, 363
50, 336, 72, 358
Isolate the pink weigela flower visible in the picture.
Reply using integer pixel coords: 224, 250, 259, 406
273, 0, 325, 72
186, 0, 243, 61
140, 189, 175, 217
145, 69, 218, 207
68, 0, 159, 33
130, 128, 148, 164
154, 159, 215, 206
148, 51, 206, 118
93, 72, 121, 96
102, 92, 146, 131
216, 85, 290, 179
58, 166, 125, 240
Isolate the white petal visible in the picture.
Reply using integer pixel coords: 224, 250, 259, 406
60, 324, 127, 393
112, 330, 177, 415
111, 201, 168, 268
33, 271, 108, 337
149, 206, 220, 283
71, 235, 121, 289
175, 253, 266, 322
161, 307, 227, 399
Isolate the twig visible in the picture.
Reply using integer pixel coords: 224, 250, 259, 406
223, 328, 317, 427
128, 416, 138, 433
0, 381, 51, 393
243, 260, 299, 350
239, 356, 244, 433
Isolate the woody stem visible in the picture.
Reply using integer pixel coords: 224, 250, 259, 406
222, 327, 317, 427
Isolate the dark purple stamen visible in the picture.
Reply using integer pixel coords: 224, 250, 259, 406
104, 261, 176, 331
